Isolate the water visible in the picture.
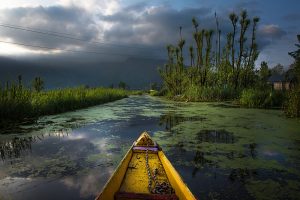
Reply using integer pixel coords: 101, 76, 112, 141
0, 95, 300, 200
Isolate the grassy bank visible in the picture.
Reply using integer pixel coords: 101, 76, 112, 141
0, 86, 129, 125
163, 86, 285, 108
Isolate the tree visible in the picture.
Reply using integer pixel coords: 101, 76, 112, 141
18, 75, 22, 89
235, 10, 251, 89
32, 77, 44, 92
118, 81, 127, 89
160, 9, 260, 100
192, 18, 204, 71
243, 16, 260, 87
259, 61, 270, 85
284, 35, 300, 117
150, 82, 158, 90
203, 29, 214, 85
271, 64, 284, 75
189, 46, 194, 67
247, 17, 260, 68
229, 12, 238, 69
288, 35, 300, 59
215, 12, 221, 68
288, 35, 300, 82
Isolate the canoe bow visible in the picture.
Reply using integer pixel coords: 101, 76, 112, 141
95, 131, 196, 200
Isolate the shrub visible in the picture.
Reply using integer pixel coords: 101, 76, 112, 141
149, 90, 159, 96
184, 85, 238, 102
239, 88, 284, 108
284, 85, 300, 117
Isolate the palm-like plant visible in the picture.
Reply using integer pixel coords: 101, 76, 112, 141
189, 46, 194, 67
229, 12, 238, 70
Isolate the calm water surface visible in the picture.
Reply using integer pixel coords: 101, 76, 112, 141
0, 95, 300, 200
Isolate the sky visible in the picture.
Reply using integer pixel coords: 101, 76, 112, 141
0, 0, 299, 88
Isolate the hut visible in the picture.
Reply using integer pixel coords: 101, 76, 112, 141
267, 74, 295, 90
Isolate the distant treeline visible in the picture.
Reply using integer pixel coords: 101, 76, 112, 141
0, 76, 130, 125
159, 9, 300, 117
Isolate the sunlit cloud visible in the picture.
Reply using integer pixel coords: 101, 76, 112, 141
65, 133, 87, 140
0, 0, 56, 9
258, 24, 286, 39
0, 38, 62, 55
62, 168, 114, 197
0, 177, 33, 199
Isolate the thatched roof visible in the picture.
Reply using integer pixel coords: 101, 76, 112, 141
268, 74, 285, 83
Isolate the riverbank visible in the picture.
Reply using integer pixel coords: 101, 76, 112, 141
0, 87, 131, 127
151, 86, 291, 112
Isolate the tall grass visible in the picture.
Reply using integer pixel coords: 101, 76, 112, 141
239, 88, 285, 108
182, 85, 239, 102
0, 84, 128, 124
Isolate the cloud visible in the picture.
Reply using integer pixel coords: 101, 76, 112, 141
62, 167, 114, 198
0, 1, 281, 58
0, 2, 214, 60
99, 5, 212, 46
258, 24, 286, 39
0, 0, 297, 85
0, 0, 56, 9
60, 0, 121, 15
0, 6, 98, 52
282, 12, 300, 21
233, 0, 261, 15
254, 24, 287, 52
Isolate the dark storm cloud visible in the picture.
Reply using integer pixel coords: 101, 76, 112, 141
0, 3, 280, 57
258, 24, 287, 47
0, 1, 295, 88
99, 2, 280, 54
99, 5, 212, 46
234, 0, 261, 15
282, 12, 300, 21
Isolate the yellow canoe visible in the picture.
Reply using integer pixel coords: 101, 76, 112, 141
95, 132, 196, 200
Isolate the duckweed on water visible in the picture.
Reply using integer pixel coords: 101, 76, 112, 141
151, 99, 300, 200
246, 179, 300, 200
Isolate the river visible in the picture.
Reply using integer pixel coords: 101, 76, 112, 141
0, 95, 299, 200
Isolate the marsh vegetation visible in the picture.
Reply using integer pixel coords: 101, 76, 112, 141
159, 10, 300, 117
0, 76, 129, 126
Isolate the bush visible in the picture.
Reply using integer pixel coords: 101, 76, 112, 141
183, 85, 238, 102
157, 87, 169, 97
239, 88, 284, 108
149, 90, 159, 96
129, 90, 143, 95
284, 85, 300, 117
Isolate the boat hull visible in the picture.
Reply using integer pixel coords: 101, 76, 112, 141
95, 132, 196, 200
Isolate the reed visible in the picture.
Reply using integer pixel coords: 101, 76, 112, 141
0, 83, 128, 124
239, 88, 285, 108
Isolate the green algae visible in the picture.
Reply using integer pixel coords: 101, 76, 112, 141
246, 179, 300, 200
150, 97, 300, 199
86, 153, 111, 162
